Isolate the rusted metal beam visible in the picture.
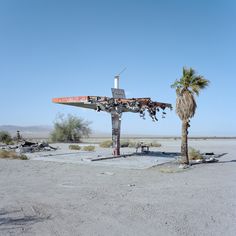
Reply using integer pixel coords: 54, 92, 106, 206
111, 113, 121, 155
91, 153, 133, 161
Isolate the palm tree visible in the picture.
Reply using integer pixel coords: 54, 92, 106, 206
171, 67, 209, 165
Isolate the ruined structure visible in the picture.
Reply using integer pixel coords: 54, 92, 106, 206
52, 76, 172, 155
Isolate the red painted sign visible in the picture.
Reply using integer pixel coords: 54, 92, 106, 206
52, 96, 89, 103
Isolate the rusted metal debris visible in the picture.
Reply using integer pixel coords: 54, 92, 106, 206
94, 96, 172, 121
91, 153, 134, 162
1, 141, 57, 153
53, 96, 172, 122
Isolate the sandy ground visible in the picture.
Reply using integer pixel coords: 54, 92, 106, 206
0, 139, 236, 236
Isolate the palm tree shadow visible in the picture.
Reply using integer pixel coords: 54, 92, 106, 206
135, 151, 180, 159
219, 159, 236, 164
190, 153, 234, 165
136, 152, 234, 165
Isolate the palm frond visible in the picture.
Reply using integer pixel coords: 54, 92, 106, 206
189, 67, 195, 77
190, 76, 209, 96
170, 80, 180, 89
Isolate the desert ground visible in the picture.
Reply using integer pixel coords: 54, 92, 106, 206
0, 138, 236, 236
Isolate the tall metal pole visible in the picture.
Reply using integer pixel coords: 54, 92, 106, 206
112, 76, 121, 155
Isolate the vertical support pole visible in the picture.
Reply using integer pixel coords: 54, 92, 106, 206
111, 113, 121, 155
112, 75, 121, 155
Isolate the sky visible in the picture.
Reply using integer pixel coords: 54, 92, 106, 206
0, 0, 235, 136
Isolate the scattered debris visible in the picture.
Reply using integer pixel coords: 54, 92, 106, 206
0, 140, 57, 153
203, 157, 219, 163
100, 172, 114, 176
179, 164, 190, 169
128, 184, 136, 187
204, 152, 215, 155
190, 152, 221, 164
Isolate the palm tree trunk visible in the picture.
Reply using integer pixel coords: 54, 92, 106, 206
181, 120, 189, 164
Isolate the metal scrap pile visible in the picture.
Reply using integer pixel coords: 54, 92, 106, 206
0, 141, 57, 153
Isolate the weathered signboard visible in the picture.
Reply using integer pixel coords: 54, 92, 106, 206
111, 88, 126, 99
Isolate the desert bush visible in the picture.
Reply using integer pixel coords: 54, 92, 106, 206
0, 131, 13, 145
83, 145, 95, 151
19, 154, 28, 160
149, 141, 162, 147
8, 140, 14, 145
128, 141, 161, 148
128, 141, 138, 148
188, 147, 203, 160
69, 144, 81, 150
0, 150, 28, 160
50, 113, 91, 142
99, 140, 161, 149
128, 141, 137, 148
120, 140, 130, 148
99, 140, 113, 148
100, 140, 141, 148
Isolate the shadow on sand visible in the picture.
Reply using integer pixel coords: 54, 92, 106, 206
219, 159, 236, 164
142, 152, 234, 166
0, 208, 51, 231
136, 151, 180, 158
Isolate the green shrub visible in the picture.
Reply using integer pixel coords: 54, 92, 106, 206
69, 144, 81, 150
188, 147, 203, 160
99, 140, 161, 149
50, 113, 91, 142
83, 145, 95, 151
0, 131, 13, 145
19, 154, 28, 160
128, 141, 161, 148
149, 141, 162, 147
100, 140, 140, 148
99, 140, 113, 148
0, 150, 28, 160
120, 140, 130, 148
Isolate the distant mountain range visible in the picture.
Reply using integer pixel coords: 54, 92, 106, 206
0, 125, 53, 138
0, 125, 111, 139
1, 125, 234, 139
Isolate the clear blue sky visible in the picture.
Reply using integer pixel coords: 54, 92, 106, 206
0, 0, 235, 136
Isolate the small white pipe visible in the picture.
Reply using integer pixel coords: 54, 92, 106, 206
114, 76, 119, 89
